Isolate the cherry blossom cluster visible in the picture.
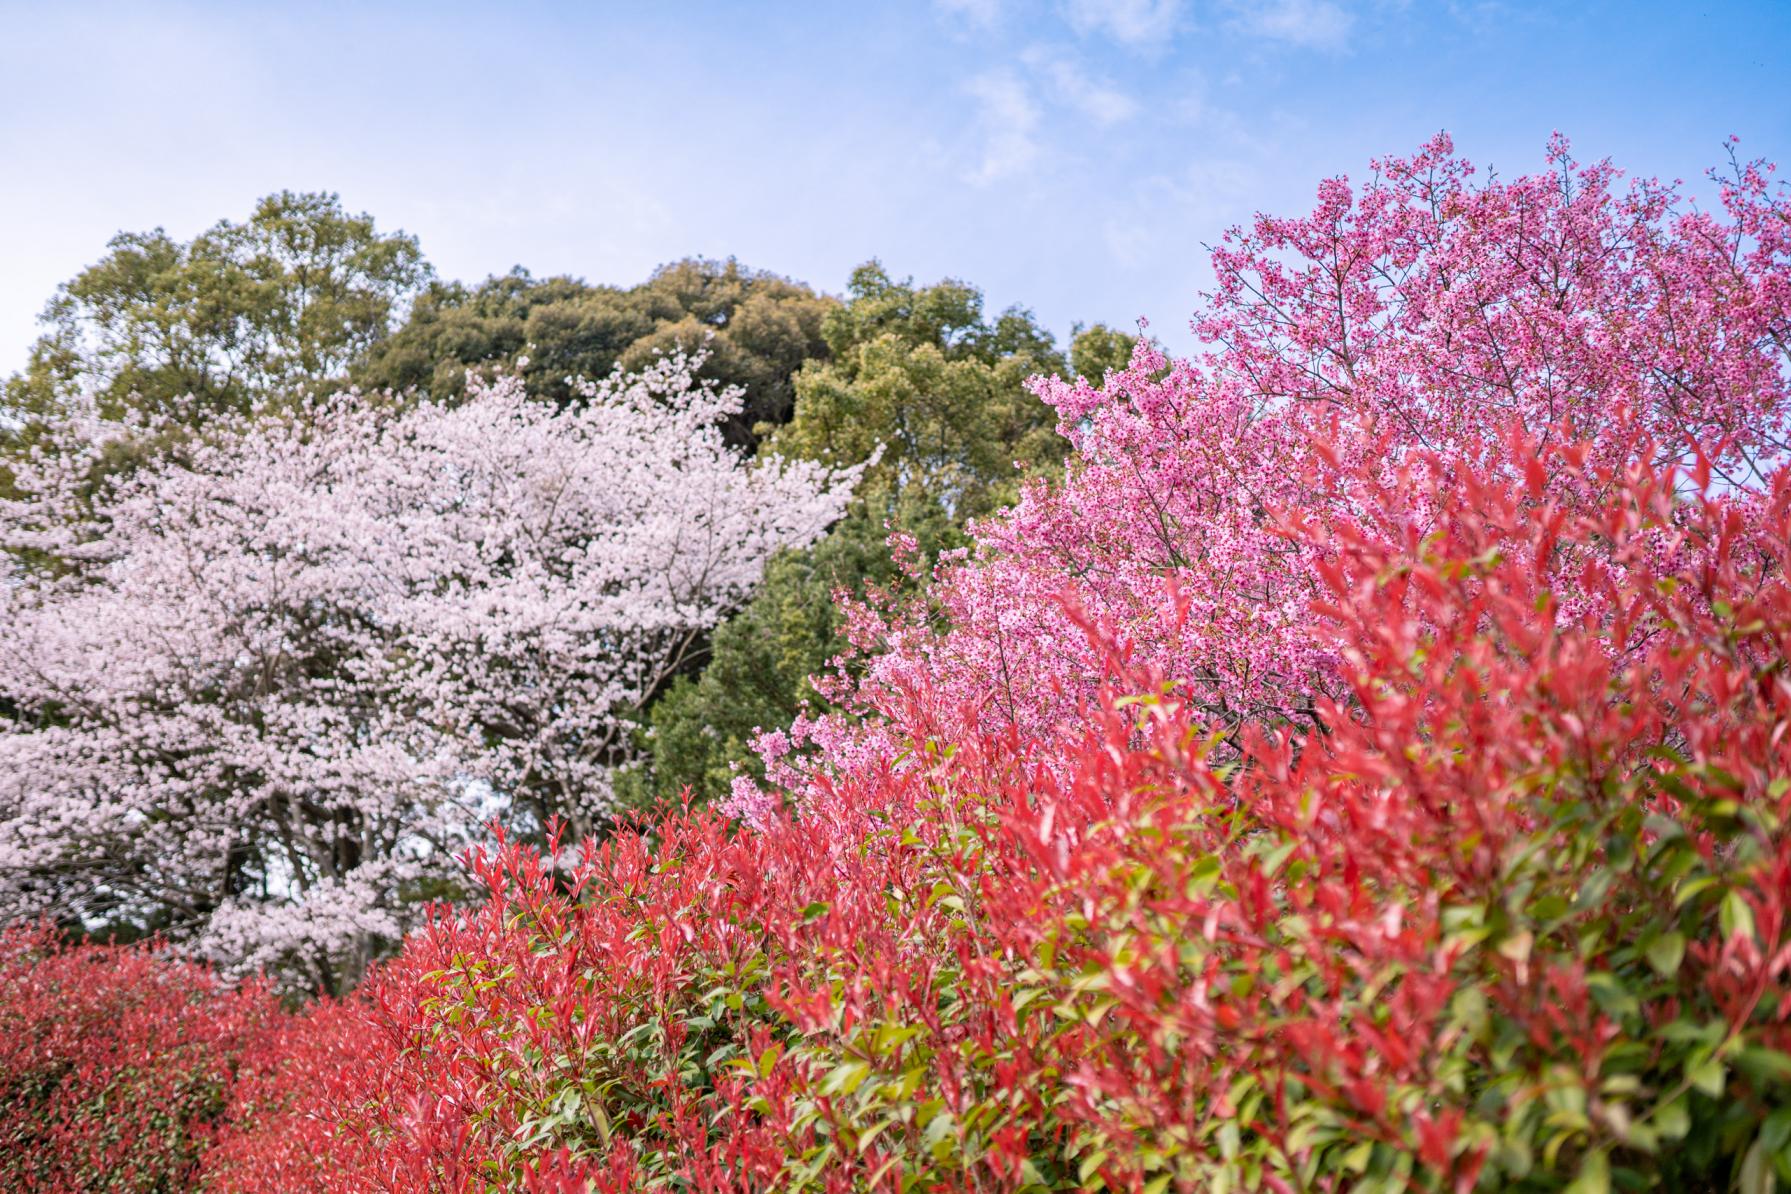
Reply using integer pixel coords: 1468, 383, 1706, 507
0, 355, 858, 988
742, 135, 1791, 813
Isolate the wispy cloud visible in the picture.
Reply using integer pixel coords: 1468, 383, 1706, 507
1224, 0, 1354, 50
963, 68, 1041, 185
1022, 47, 1139, 127
1101, 154, 1265, 269
934, 0, 1004, 31
1061, 0, 1186, 47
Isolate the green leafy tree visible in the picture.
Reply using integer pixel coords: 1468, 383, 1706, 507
629, 264, 1128, 809
355, 257, 832, 447
764, 262, 1066, 519
3, 191, 430, 425
1068, 319, 1138, 382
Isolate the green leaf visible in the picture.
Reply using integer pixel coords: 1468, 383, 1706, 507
1529, 894, 1571, 922
1673, 876, 1717, 907
1736, 1047, 1791, 1085
1722, 890, 1757, 942
1740, 1137, 1776, 1194
1654, 1097, 1690, 1141
922, 1108, 955, 1152
821, 1060, 870, 1097
1586, 971, 1640, 1019
1566, 1149, 1610, 1194
856, 1116, 896, 1154
1573, 868, 1615, 912
1078, 1149, 1111, 1184
1688, 1055, 1726, 1098
1645, 931, 1685, 977
1258, 839, 1297, 876
1764, 1107, 1791, 1154
1660, 1018, 1726, 1046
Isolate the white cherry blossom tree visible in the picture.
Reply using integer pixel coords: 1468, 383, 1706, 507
0, 354, 858, 990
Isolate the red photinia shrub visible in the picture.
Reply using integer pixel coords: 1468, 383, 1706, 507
0, 923, 277, 1192
196, 994, 375, 1192
208, 426, 1791, 1191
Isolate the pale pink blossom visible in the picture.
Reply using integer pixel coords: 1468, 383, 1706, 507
0, 354, 859, 989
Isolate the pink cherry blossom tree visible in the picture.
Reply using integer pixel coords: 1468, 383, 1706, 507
740, 135, 1791, 818
0, 354, 858, 990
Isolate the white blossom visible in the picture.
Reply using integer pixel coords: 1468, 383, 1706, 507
0, 355, 859, 990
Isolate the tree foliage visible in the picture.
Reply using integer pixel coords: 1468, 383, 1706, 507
2, 191, 430, 427
353, 257, 833, 447
764, 261, 1072, 518
631, 263, 1131, 808
625, 484, 956, 809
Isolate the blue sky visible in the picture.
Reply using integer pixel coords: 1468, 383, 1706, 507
2, 0, 1788, 374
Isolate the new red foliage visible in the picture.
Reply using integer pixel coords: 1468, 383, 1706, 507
197, 994, 373, 1192
204, 424, 1791, 1191
0, 924, 276, 1192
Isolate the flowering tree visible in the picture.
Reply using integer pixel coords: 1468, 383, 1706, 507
0, 355, 857, 989
749, 134, 1791, 808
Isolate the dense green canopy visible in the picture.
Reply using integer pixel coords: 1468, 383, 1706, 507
3, 191, 430, 425
355, 257, 832, 448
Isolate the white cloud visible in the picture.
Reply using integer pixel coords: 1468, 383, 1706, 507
1101, 155, 1264, 269
1225, 0, 1354, 50
1023, 48, 1139, 127
1061, 0, 1186, 46
963, 68, 1041, 185
934, 0, 1003, 30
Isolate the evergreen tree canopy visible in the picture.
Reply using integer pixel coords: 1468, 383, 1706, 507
355, 257, 832, 448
